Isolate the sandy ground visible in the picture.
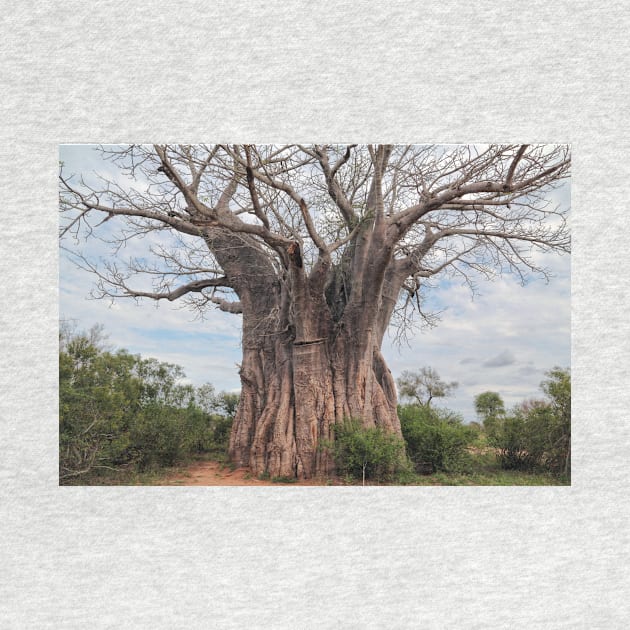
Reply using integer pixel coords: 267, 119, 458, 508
162, 460, 338, 486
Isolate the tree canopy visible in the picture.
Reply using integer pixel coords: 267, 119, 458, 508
474, 391, 505, 420
397, 367, 458, 407
60, 144, 569, 331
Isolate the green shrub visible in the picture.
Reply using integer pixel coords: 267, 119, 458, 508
59, 330, 141, 480
209, 414, 233, 452
179, 408, 229, 455
490, 401, 569, 473
489, 412, 530, 470
399, 404, 476, 473
328, 418, 408, 484
59, 323, 239, 482
487, 368, 570, 476
130, 406, 185, 470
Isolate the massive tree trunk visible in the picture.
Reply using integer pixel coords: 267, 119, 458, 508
226, 223, 403, 479
228, 308, 401, 479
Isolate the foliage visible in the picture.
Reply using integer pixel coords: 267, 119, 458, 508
327, 419, 409, 483
130, 405, 186, 470
474, 391, 505, 435
487, 368, 570, 476
397, 367, 458, 407
59, 323, 236, 483
399, 404, 477, 473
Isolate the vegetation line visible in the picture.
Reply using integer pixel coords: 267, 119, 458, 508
59, 322, 570, 486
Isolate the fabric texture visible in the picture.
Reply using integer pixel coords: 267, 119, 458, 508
1, 1, 628, 627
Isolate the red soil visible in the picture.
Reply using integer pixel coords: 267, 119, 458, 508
162, 459, 339, 486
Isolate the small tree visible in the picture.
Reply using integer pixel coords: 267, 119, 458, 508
474, 391, 505, 435
541, 368, 571, 476
397, 367, 458, 407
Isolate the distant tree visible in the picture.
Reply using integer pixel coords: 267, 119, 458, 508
474, 391, 505, 433
215, 391, 240, 417
195, 384, 239, 417
195, 383, 218, 415
397, 367, 458, 407
135, 357, 195, 407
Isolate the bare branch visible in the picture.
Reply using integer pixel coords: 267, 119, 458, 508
506, 144, 528, 188
313, 144, 358, 228
60, 144, 570, 340
117, 277, 233, 302
244, 145, 271, 230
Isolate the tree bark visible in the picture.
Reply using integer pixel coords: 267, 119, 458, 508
228, 320, 401, 479
228, 239, 403, 479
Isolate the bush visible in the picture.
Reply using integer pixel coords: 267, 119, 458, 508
59, 330, 142, 479
490, 401, 569, 473
209, 414, 233, 452
328, 418, 408, 483
59, 323, 238, 482
487, 368, 570, 476
399, 404, 476, 473
130, 406, 186, 470
179, 408, 230, 455
489, 412, 530, 470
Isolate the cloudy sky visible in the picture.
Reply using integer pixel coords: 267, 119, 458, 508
59, 145, 570, 423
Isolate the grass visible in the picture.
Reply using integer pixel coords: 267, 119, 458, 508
271, 475, 297, 484
398, 470, 568, 486
394, 452, 569, 486
60, 450, 570, 486
346, 450, 569, 486
60, 464, 191, 486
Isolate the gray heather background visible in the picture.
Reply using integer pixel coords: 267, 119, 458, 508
1, 1, 628, 628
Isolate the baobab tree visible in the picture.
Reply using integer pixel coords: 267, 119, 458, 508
59, 144, 570, 479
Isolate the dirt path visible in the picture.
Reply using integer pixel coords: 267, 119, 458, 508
162, 460, 339, 486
